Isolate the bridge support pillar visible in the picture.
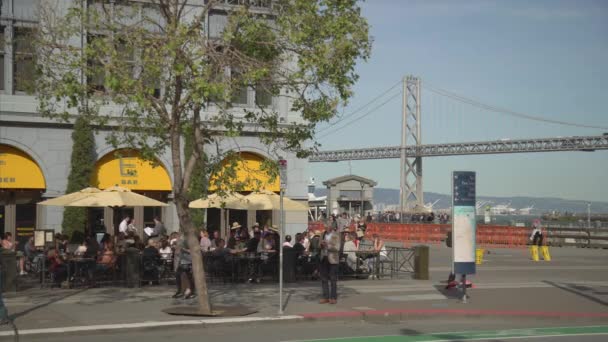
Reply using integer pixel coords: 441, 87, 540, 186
400, 75, 424, 216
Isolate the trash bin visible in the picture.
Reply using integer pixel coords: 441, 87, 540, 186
282, 247, 296, 283
124, 247, 141, 288
413, 245, 429, 280
0, 250, 17, 292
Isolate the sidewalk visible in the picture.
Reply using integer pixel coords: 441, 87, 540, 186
2, 276, 608, 337
3, 245, 608, 337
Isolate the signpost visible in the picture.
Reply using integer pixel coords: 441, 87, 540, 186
452, 171, 476, 303
278, 158, 287, 315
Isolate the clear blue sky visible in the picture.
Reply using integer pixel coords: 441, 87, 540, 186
310, 0, 608, 203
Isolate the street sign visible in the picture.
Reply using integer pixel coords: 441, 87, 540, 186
278, 158, 287, 190
452, 171, 476, 275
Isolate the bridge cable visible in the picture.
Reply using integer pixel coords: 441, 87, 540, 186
316, 91, 401, 139
423, 83, 608, 130
316, 80, 401, 134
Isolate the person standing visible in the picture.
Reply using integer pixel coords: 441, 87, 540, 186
118, 216, 130, 234
319, 223, 341, 304
336, 212, 349, 232
153, 216, 167, 238
530, 220, 543, 246
199, 230, 212, 252
173, 237, 196, 299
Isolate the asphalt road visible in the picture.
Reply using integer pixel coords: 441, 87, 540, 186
15, 318, 608, 342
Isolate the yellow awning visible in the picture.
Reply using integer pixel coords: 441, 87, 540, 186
0, 144, 46, 189
210, 152, 280, 192
90, 149, 172, 191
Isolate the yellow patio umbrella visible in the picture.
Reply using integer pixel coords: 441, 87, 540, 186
61, 185, 168, 208
37, 187, 102, 206
39, 185, 168, 234
188, 192, 250, 210
244, 190, 308, 211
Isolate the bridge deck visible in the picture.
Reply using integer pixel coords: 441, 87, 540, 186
309, 135, 608, 161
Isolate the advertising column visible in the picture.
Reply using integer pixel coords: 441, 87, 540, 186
452, 171, 476, 301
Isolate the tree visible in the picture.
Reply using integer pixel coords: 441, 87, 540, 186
183, 124, 207, 229
62, 116, 96, 241
36, 0, 370, 314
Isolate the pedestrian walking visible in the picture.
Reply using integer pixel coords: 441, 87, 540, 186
319, 223, 341, 304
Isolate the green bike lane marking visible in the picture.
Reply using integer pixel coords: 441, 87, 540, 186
291, 325, 608, 342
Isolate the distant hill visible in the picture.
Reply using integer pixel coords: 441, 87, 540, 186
313, 187, 608, 214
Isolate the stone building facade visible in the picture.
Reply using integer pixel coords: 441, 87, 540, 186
0, 0, 308, 244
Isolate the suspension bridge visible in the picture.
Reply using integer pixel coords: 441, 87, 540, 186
310, 75, 608, 213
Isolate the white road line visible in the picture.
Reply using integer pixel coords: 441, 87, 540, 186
0, 315, 303, 337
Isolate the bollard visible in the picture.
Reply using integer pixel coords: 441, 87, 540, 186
0, 250, 17, 292
530, 246, 540, 262
413, 245, 429, 280
541, 246, 551, 261
475, 248, 484, 265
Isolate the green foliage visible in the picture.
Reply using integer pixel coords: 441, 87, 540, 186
36, 0, 371, 230
62, 116, 96, 239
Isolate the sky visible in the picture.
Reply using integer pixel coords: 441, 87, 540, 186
309, 0, 608, 203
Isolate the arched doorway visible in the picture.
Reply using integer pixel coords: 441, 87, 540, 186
0, 144, 46, 246
206, 152, 280, 237
90, 149, 172, 235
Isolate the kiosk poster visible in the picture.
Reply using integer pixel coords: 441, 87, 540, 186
452, 171, 476, 275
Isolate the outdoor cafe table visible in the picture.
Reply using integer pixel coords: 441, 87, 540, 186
66, 257, 96, 288
202, 251, 275, 283
354, 250, 380, 278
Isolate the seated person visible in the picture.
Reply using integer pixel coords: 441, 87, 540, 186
293, 233, 307, 257
283, 235, 293, 248
142, 239, 161, 283
96, 242, 116, 273
256, 234, 278, 280
159, 239, 173, 260
115, 232, 127, 254
343, 233, 359, 272
74, 240, 88, 257
24, 236, 41, 272
47, 248, 67, 285
209, 239, 239, 276
367, 234, 389, 279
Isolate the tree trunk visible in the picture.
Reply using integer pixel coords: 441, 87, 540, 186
175, 193, 212, 314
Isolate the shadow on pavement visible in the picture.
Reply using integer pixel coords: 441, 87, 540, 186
9, 288, 90, 320
433, 284, 463, 300
543, 280, 608, 307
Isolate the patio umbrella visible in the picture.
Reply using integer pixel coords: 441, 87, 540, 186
60, 185, 168, 208
188, 192, 249, 210
244, 190, 308, 211
39, 185, 168, 234
37, 187, 102, 206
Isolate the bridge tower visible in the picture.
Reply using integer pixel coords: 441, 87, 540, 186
400, 75, 424, 216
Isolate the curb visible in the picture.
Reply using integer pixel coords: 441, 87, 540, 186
3, 309, 608, 337
0, 316, 303, 337
300, 309, 608, 322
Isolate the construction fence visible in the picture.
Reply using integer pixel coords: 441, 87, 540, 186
308, 222, 608, 249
